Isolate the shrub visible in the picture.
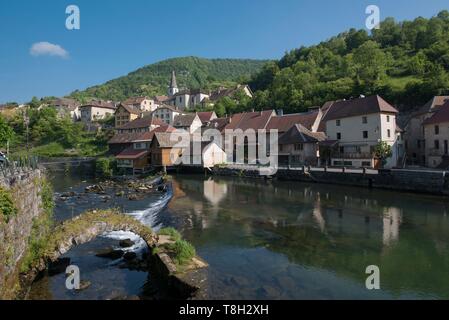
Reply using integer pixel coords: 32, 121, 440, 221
95, 157, 116, 178
0, 187, 17, 222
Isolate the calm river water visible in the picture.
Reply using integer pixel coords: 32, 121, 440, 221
29, 171, 449, 300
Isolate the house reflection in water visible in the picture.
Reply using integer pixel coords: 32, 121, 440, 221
383, 207, 402, 246
203, 178, 228, 206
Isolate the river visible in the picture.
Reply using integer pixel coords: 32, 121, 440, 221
29, 171, 449, 300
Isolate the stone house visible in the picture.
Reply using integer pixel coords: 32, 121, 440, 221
122, 96, 157, 112
79, 100, 116, 123
173, 113, 202, 134
422, 101, 449, 168
404, 96, 449, 166
278, 124, 327, 166
321, 95, 402, 169
151, 105, 184, 125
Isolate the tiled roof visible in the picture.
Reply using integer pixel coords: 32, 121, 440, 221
197, 111, 217, 123
279, 124, 326, 144
80, 100, 116, 110
423, 101, 449, 125
109, 125, 175, 144
116, 148, 148, 160
117, 115, 165, 130
204, 117, 230, 133
117, 103, 140, 115
225, 110, 275, 131
415, 96, 449, 116
173, 114, 198, 127
266, 111, 320, 133
154, 95, 170, 102
209, 85, 251, 101
52, 98, 80, 110
153, 132, 190, 148
322, 95, 398, 122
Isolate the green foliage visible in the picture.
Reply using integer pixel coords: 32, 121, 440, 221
158, 227, 182, 242
249, 11, 449, 112
20, 177, 54, 273
0, 187, 17, 222
95, 157, 117, 178
167, 239, 197, 266
0, 115, 14, 148
374, 141, 393, 167
70, 57, 269, 101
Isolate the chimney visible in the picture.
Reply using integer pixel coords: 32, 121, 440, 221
277, 109, 284, 116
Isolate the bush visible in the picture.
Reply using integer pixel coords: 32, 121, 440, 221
0, 187, 17, 222
95, 157, 116, 178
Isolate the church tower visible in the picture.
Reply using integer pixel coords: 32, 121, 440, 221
168, 70, 179, 96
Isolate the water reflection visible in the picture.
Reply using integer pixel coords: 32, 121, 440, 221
166, 174, 449, 299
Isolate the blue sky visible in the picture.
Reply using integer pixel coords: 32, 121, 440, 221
0, 0, 448, 103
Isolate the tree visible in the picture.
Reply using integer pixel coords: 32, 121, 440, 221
374, 141, 393, 168
352, 41, 389, 89
0, 115, 14, 149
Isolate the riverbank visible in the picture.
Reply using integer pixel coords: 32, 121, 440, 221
212, 166, 449, 196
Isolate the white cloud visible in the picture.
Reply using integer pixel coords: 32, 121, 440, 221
30, 42, 69, 59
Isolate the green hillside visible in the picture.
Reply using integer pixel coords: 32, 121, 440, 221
248, 10, 449, 113
70, 57, 270, 101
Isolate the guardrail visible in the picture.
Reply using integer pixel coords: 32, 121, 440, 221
0, 155, 39, 177
222, 163, 379, 175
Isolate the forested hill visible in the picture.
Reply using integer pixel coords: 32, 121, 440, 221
70, 57, 269, 101
249, 10, 449, 113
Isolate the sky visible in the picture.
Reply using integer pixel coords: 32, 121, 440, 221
0, 0, 448, 104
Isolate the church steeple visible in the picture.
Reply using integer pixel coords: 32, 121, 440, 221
168, 70, 179, 96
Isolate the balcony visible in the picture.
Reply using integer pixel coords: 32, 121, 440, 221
331, 152, 374, 160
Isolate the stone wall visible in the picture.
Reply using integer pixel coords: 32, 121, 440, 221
0, 169, 46, 299
213, 167, 449, 195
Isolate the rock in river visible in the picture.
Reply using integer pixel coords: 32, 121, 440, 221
119, 239, 135, 248
95, 248, 124, 260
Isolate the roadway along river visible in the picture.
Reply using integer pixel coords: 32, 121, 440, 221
29, 171, 449, 300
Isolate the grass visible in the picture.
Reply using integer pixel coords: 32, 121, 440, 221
11, 132, 109, 158
386, 76, 421, 91
166, 239, 197, 267
158, 227, 182, 242
157, 227, 197, 267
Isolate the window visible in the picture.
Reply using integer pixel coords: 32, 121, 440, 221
387, 115, 390, 122
417, 140, 421, 149
435, 125, 440, 135
387, 129, 391, 138
362, 161, 371, 167
363, 131, 368, 139
336, 120, 341, 126
337, 132, 341, 140
294, 144, 304, 151
435, 140, 440, 150
362, 117, 367, 124
339, 146, 344, 154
